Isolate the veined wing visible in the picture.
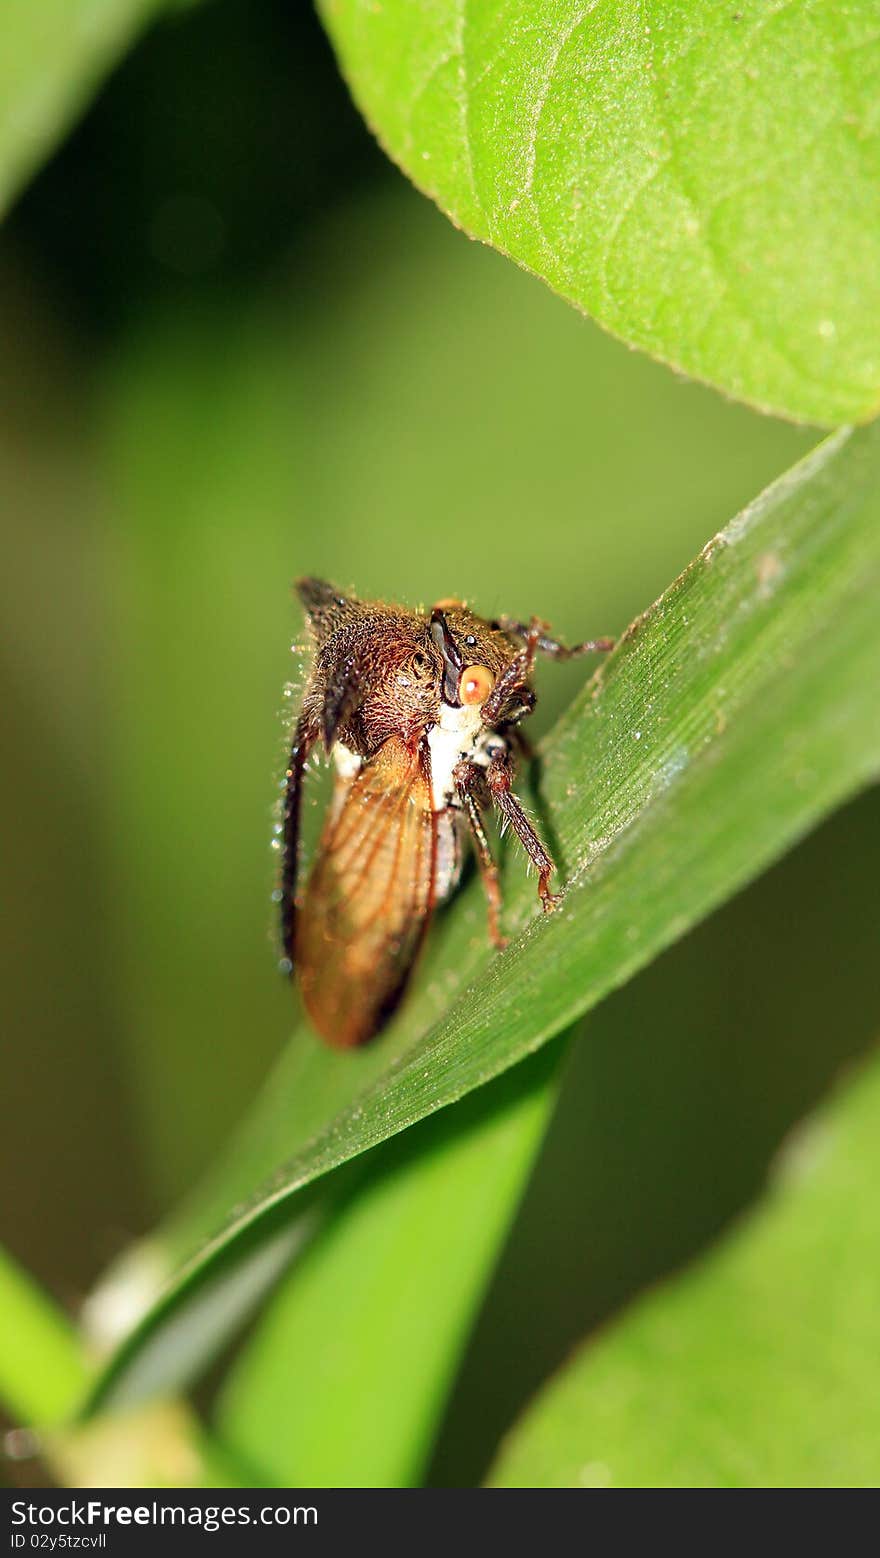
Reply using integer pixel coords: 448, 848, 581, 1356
295, 734, 437, 1047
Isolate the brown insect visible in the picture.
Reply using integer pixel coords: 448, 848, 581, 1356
280, 578, 613, 1048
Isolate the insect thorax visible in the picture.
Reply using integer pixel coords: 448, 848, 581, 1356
332, 701, 508, 816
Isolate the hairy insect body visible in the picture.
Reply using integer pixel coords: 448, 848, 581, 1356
281, 577, 613, 1048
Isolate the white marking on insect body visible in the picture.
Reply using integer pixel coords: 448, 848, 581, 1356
434, 808, 464, 902
332, 742, 363, 781
427, 702, 482, 810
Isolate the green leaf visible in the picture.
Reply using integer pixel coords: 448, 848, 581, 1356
0, 0, 163, 219
488, 1047, 880, 1488
0, 1248, 247, 1486
214, 1045, 560, 1488
87, 421, 880, 1412
317, 0, 880, 425
0, 1245, 89, 1425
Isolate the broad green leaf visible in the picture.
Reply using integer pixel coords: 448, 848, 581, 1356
0, 1, 165, 219
87, 422, 880, 1412
215, 1045, 560, 1488
488, 1047, 880, 1488
318, 0, 880, 425
0, 1245, 88, 1424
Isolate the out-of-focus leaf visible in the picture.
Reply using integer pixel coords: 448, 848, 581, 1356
0, 1, 166, 219
50, 1402, 246, 1491
0, 1245, 88, 1424
318, 0, 880, 424
86, 422, 880, 1413
488, 1048, 880, 1488
215, 1045, 560, 1488
0, 1248, 246, 1487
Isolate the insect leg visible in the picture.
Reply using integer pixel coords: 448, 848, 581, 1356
483, 618, 613, 725
280, 714, 318, 968
484, 749, 561, 912
493, 614, 615, 660
454, 760, 507, 950
481, 623, 543, 725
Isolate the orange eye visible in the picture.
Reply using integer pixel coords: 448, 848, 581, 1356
458, 664, 495, 706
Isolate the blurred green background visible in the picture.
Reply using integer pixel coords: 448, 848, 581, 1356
3, 0, 878, 1484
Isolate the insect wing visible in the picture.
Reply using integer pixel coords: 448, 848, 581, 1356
295, 735, 437, 1047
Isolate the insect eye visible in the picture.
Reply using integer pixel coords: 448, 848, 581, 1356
458, 664, 495, 706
